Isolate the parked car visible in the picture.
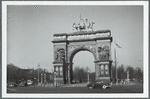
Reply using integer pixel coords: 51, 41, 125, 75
87, 81, 111, 89
27, 80, 33, 86
7, 82, 16, 87
19, 81, 27, 87
16, 80, 27, 87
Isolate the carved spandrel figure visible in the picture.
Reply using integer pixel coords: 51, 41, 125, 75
55, 48, 65, 62
98, 45, 109, 61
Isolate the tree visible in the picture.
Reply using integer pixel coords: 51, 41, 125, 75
73, 66, 87, 83
126, 66, 134, 79
117, 64, 126, 80
85, 66, 89, 72
73, 66, 80, 82
7, 63, 20, 82
84, 66, 95, 81
79, 67, 87, 83
89, 72, 95, 81
7, 63, 53, 85
135, 67, 143, 81
111, 64, 116, 81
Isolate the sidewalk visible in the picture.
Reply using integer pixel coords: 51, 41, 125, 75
7, 88, 17, 92
36, 83, 55, 87
61, 83, 88, 87
33, 82, 88, 88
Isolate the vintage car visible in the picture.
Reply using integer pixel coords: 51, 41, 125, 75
87, 81, 111, 89
16, 80, 27, 87
7, 82, 16, 87
19, 81, 27, 87
27, 80, 33, 86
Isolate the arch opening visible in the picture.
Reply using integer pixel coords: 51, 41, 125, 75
73, 51, 95, 72
69, 49, 95, 83
69, 48, 96, 63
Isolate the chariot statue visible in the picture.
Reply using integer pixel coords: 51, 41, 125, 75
72, 14, 95, 32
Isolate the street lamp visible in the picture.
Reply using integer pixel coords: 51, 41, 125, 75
127, 70, 129, 83
114, 49, 118, 85
41, 74, 43, 84
37, 63, 40, 84
44, 74, 46, 84
87, 71, 90, 84
54, 71, 56, 87
62, 55, 66, 84
114, 41, 122, 85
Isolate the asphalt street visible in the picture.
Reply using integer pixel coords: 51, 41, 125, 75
7, 81, 143, 93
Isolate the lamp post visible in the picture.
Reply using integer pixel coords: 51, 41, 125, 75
134, 69, 137, 80
54, 71, 57, 87
62, 55, 66, 84
87, 71, 90, 84
114, 41, 122, 85
127, 70, 129, 83
114, 49, 118, 85
44, 74, 46, 84
37, 63, 40, 84
41, 74, 43, 84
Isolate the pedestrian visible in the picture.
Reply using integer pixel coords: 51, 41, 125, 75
33, 78, 37, 88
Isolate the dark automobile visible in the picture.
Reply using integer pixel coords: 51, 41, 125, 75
27, 80, 33, 86
87, 81, 111, 89
16, 80, 27, 87
19, 81, 27, 87
7, 82, 16, 87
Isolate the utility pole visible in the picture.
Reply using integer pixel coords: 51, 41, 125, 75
114, 41, 122, 85
63, 56, 66, 84
54, 71, 56, 87
37, 63, 40, 84
127, 70, 129, 81
87, 71, 90, 84
114, 49, 118, 85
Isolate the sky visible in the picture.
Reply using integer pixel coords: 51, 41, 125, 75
7, 4, 143, 72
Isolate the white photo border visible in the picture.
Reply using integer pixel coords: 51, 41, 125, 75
2, 1, 149, 98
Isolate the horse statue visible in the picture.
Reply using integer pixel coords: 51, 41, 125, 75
87, 22, 95, 31
72, 23, 78, 31
78, 18, 86, 30
72, 16, 95, 32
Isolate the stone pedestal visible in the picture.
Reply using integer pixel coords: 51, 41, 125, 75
95, 61, 112, 83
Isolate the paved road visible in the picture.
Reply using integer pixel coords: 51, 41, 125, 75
7, 82, 143, 93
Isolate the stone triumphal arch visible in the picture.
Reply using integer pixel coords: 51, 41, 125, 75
52, 18, 113, 84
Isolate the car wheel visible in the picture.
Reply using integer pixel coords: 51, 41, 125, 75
89, 87, 92, 89
92, 83, 94, 88
102, 85, 106, 89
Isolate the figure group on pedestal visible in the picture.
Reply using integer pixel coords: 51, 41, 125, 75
72, 15, 95, 31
